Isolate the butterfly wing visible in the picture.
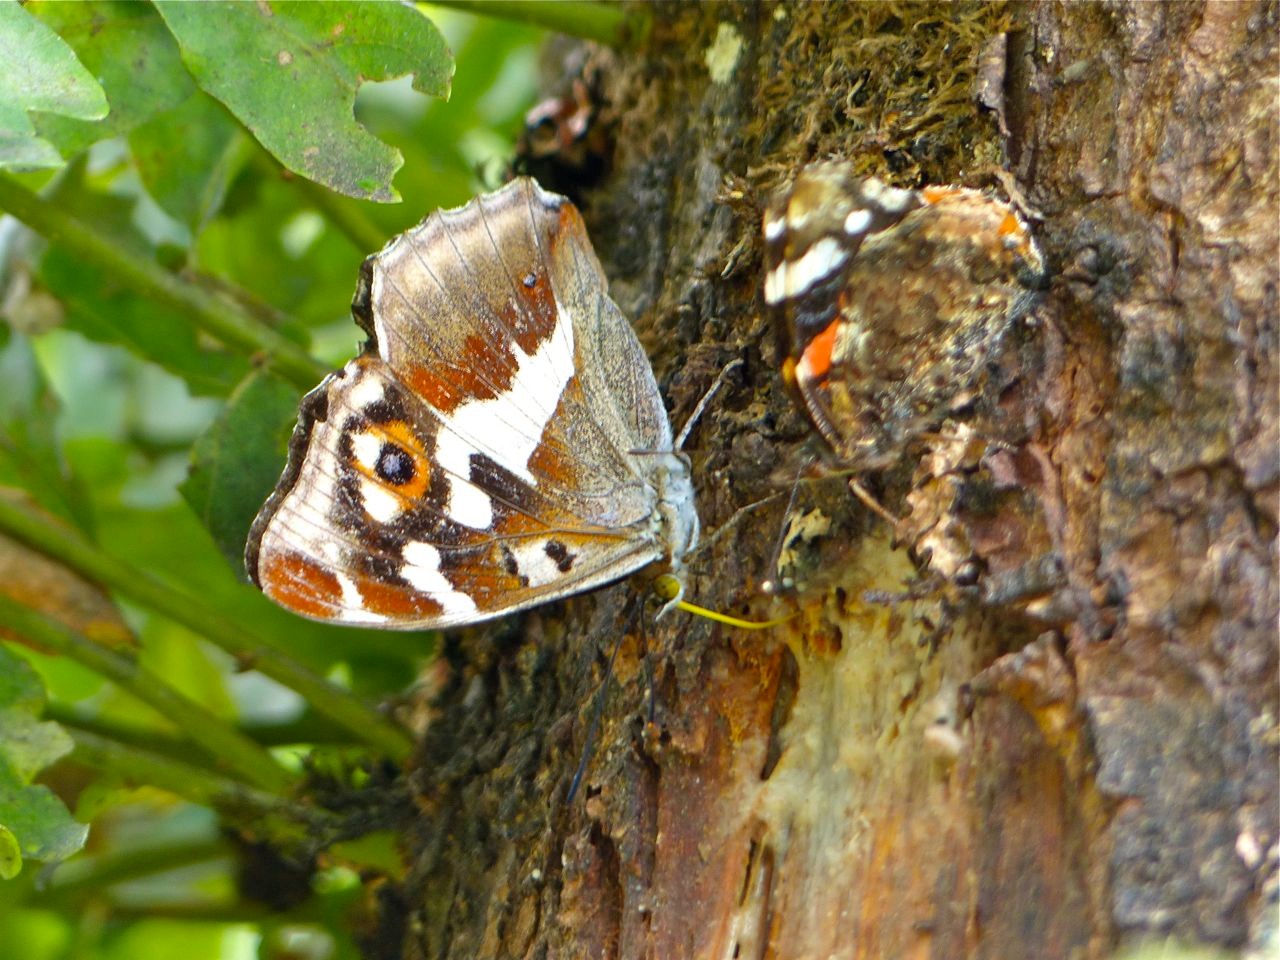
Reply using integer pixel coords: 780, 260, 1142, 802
763, 165, 1045, 467
764, 167, 926, 464
247, 179, 683, 628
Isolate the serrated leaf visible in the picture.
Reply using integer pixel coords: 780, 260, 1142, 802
0, 758, 88, 871
180, 369, 302, 571
128, 91, 247, 233
155, 0, 452, 202
27, 0, 192, 161
0, 0, 107, 169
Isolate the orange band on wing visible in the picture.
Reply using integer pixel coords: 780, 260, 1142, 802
798, 319, 840, 382
355, 574, 444, 618
260, 552, 342, 619
921, 185, 959, 205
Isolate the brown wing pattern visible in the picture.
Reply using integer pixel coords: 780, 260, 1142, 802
247, 179, 683, 629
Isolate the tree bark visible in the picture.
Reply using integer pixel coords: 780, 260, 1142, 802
389, 3, 1278, 958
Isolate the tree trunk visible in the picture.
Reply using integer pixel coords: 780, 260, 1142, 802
387, 3, 1278, 958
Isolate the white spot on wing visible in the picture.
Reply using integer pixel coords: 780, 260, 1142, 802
433, 295, 576, 528
764, 265, 786, 305
351, 432, 382, 472
400, 541, 478, 617
335, 572, 387, 624
765, 237, 848, 303
359, 478, 402, 523
509, 540, 564, 588
861, 178, 916, 213
347, 372, 385, 411
447, 480, 493, 529
763, 216, 787, 241
843, 208, 872, 235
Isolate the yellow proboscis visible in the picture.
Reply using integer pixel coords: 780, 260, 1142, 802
651, 574, 795, 631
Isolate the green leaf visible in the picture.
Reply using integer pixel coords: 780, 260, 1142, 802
34, 170, 251, 397
0, 710, 73, 783
0, 642, 44, 714
0, 824, 19, 880
180, 369, 301, 573
0, 0, 108, 170
0, 644, 88, 874
0, 634, 78, 784
128, 92, 247, 233
195, 172, 366, 337
27, 1, 192, 161
155, 0, 453, 203
0, 334, 91, 529
0, 760, 89, 872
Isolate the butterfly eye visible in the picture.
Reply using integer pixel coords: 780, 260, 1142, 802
375, 444, 416, 486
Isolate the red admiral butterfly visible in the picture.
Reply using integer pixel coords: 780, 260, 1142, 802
763, 163, 1046, 469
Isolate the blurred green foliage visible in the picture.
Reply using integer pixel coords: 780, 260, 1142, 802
0, 1, 553, 956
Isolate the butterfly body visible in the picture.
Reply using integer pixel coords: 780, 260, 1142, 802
247, 179, 697, 629
763, 163, 1047, 469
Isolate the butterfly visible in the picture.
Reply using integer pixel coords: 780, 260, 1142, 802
762, 163, 1047, 470
246, 178, 700, 630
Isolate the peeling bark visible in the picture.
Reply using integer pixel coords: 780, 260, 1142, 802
389, 3, 1278, 958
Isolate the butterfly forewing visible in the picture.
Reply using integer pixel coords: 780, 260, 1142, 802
248, 179, 695, 629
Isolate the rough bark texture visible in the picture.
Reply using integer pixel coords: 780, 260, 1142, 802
389, 3, 1278, 958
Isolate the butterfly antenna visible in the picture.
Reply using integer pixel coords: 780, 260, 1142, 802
674, 358, 744, 452
760, 457, 811, 596
688, 490, 788, 563
566, 602, 641, 804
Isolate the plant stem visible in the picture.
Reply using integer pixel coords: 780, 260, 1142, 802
0, 495, 414, 762
41, 837, 230, 901
0, 595, 296, 794
67, 729, 303, 816
0, 173, 327, 391
425, 0, 649, 47
46, 701, 358, 751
